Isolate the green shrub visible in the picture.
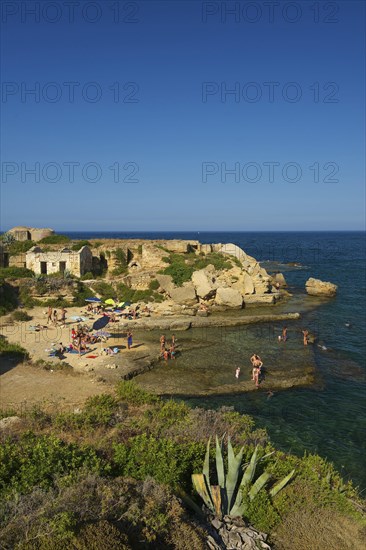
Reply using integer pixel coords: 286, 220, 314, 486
40, 234, 70, 244
113, 434, 204, 488
0, 281, 18, 316
19, 285, 41, 308
0, 267, 34, 278
0, 336, 29, 360
80, 271, 94, 280
6, 240, 35, 255
44, 296, 72, 308
72, 282, 94, 306
163, 255, 194, 286
116, 381, 159, 406
0, 433, 106, 498
55, 394, 118, 431
149, 279, 160, 291
71, 240, 91, 251
11, 310, 32, 322
92, 281, 115, 300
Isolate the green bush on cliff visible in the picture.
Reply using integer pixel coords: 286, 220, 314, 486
0, 433, 106, 499
0, 336, 29, 360
39, 234, 70, 244
0, 267, 34, 278
111, 248, 128, 276
163, 254, 194, 286
0, 281, 18, 315
113, 435, 204, 489
72, 282, 94, 306
5, 240, 35, 255
71, 240, 91, 251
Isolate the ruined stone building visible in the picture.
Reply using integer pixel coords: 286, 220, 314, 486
26, 246, 92, 277
7, 226, 54, 241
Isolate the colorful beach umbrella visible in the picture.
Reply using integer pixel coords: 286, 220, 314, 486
85, 297, 101, 303
105, 298, 117, 306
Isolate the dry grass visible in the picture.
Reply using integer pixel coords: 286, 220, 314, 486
272, 508, 366, 550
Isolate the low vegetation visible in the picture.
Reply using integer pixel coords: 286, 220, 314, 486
39, 234, 71, 244
70, 240, 91, 251
0, 267, 34, 278
0, 336, 29, 361
162, 252, 235, 286
0, 381, 364, 549
0, 281, 18, 316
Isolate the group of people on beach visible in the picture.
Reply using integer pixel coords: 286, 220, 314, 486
46, 306, 67, 328
160, 334, 177, 361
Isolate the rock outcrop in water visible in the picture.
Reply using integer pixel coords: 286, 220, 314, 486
305, 277, 337, 296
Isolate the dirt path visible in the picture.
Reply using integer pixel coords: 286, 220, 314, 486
0, 359, 110, 411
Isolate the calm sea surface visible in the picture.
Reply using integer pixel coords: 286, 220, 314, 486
64, 231, 366, 490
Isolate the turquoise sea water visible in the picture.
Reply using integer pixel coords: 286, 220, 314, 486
65, 231, 366, 490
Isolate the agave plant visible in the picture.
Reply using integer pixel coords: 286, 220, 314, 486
192, 436, 295, 518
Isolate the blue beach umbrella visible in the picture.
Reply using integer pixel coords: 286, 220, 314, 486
85, 297, 101, 303
92, 316, 110, 331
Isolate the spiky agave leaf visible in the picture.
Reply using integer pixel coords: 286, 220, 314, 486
203, 437, 211, 481
269, 469, 295, 498
241, 445, 259, 487
248, 471, 272, 501
191, 474, 214, 512
229, 488, 249, 517
211, 485, 222, 516
215, 435, 225, 488
226, 437, 244, 513
230, 445, 259, 514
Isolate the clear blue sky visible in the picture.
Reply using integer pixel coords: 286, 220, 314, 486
1, 0, 365, 231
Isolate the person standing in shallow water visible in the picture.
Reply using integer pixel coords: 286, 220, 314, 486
302, 329, 309, 346
282, 327, 287, 342
235, 367, 240, 379
252, 365, 260, 388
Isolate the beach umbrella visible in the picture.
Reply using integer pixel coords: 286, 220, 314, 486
105, 298, 116, 306
92, 316, 110, 331
93, 330, 111, 338
85, 297, 101, 303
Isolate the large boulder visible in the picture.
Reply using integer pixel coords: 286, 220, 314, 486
272, 272, 287, 287
191, 269, 215, 299
232, 272, 255, 295
156, 274, 175, 293
215, 287, 243, 308
305, 278, 337, 296
253, 275, 271, 294
169, 283, 197, 305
